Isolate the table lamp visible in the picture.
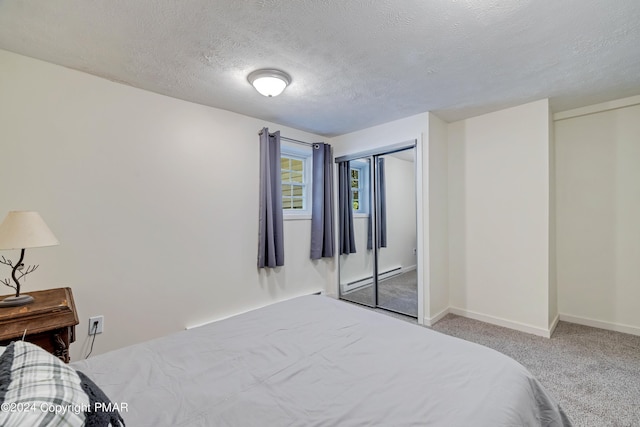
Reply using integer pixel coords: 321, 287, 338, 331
0, 211, 59, 307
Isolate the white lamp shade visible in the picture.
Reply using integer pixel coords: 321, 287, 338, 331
248, 69, 291, 97
0, 211, 59, 250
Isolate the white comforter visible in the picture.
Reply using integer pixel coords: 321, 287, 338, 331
72, 295, 571, 426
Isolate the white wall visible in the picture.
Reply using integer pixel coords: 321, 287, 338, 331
0, 49, 334, 360
448, 99, 552, 334
555, 99, 640, 335
332, 113, 428, 159
427, 113, 449, 322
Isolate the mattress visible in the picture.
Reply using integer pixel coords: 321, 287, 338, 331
71, 295, 571, 426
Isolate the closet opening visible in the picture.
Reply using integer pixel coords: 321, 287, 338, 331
336, 142, 418, 318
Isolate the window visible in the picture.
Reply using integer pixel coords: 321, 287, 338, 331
350, 161, 369, 214
281, 147, 311, 214
351, 167, 362, 211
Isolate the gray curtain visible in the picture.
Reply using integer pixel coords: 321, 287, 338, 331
338, 161, 356, 254
310, 143, 335, 259
257, 128, 284, 268
368, 157, 387, 250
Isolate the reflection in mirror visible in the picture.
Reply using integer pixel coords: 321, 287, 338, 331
338, 147, 418, 317
375, 149, 417, 316
339, 157, 375, 307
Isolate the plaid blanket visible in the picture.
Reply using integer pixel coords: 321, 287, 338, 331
0, 341, 124, 427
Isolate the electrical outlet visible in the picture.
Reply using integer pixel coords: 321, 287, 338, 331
88, 315, 104, 335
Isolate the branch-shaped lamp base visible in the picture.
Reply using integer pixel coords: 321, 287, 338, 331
0, 294, 34, 307
1, 248, 37, 307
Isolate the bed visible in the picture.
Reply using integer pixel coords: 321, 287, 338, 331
1, 295, 572, 426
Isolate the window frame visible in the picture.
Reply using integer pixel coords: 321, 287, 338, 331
280, 146, 312, 218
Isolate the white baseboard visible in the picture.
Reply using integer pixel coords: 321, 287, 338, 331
449, 306, 553, 338
559, 313, 640, 337
549, 314, 560, 337
424, 307, 450, 326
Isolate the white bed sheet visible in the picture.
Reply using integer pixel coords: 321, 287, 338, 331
72, 295, 571, 426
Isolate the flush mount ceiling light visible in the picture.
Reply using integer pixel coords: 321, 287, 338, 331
247, 69, 291, 97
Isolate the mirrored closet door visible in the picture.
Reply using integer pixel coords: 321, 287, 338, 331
337, 144, 418, 317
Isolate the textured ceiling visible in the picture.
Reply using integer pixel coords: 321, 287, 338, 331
1, 0, 639, 136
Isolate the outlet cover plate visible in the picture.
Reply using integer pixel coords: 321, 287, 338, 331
88, 315, 104, 334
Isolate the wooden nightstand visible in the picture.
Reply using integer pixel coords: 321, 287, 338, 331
0, 287, 79, 363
